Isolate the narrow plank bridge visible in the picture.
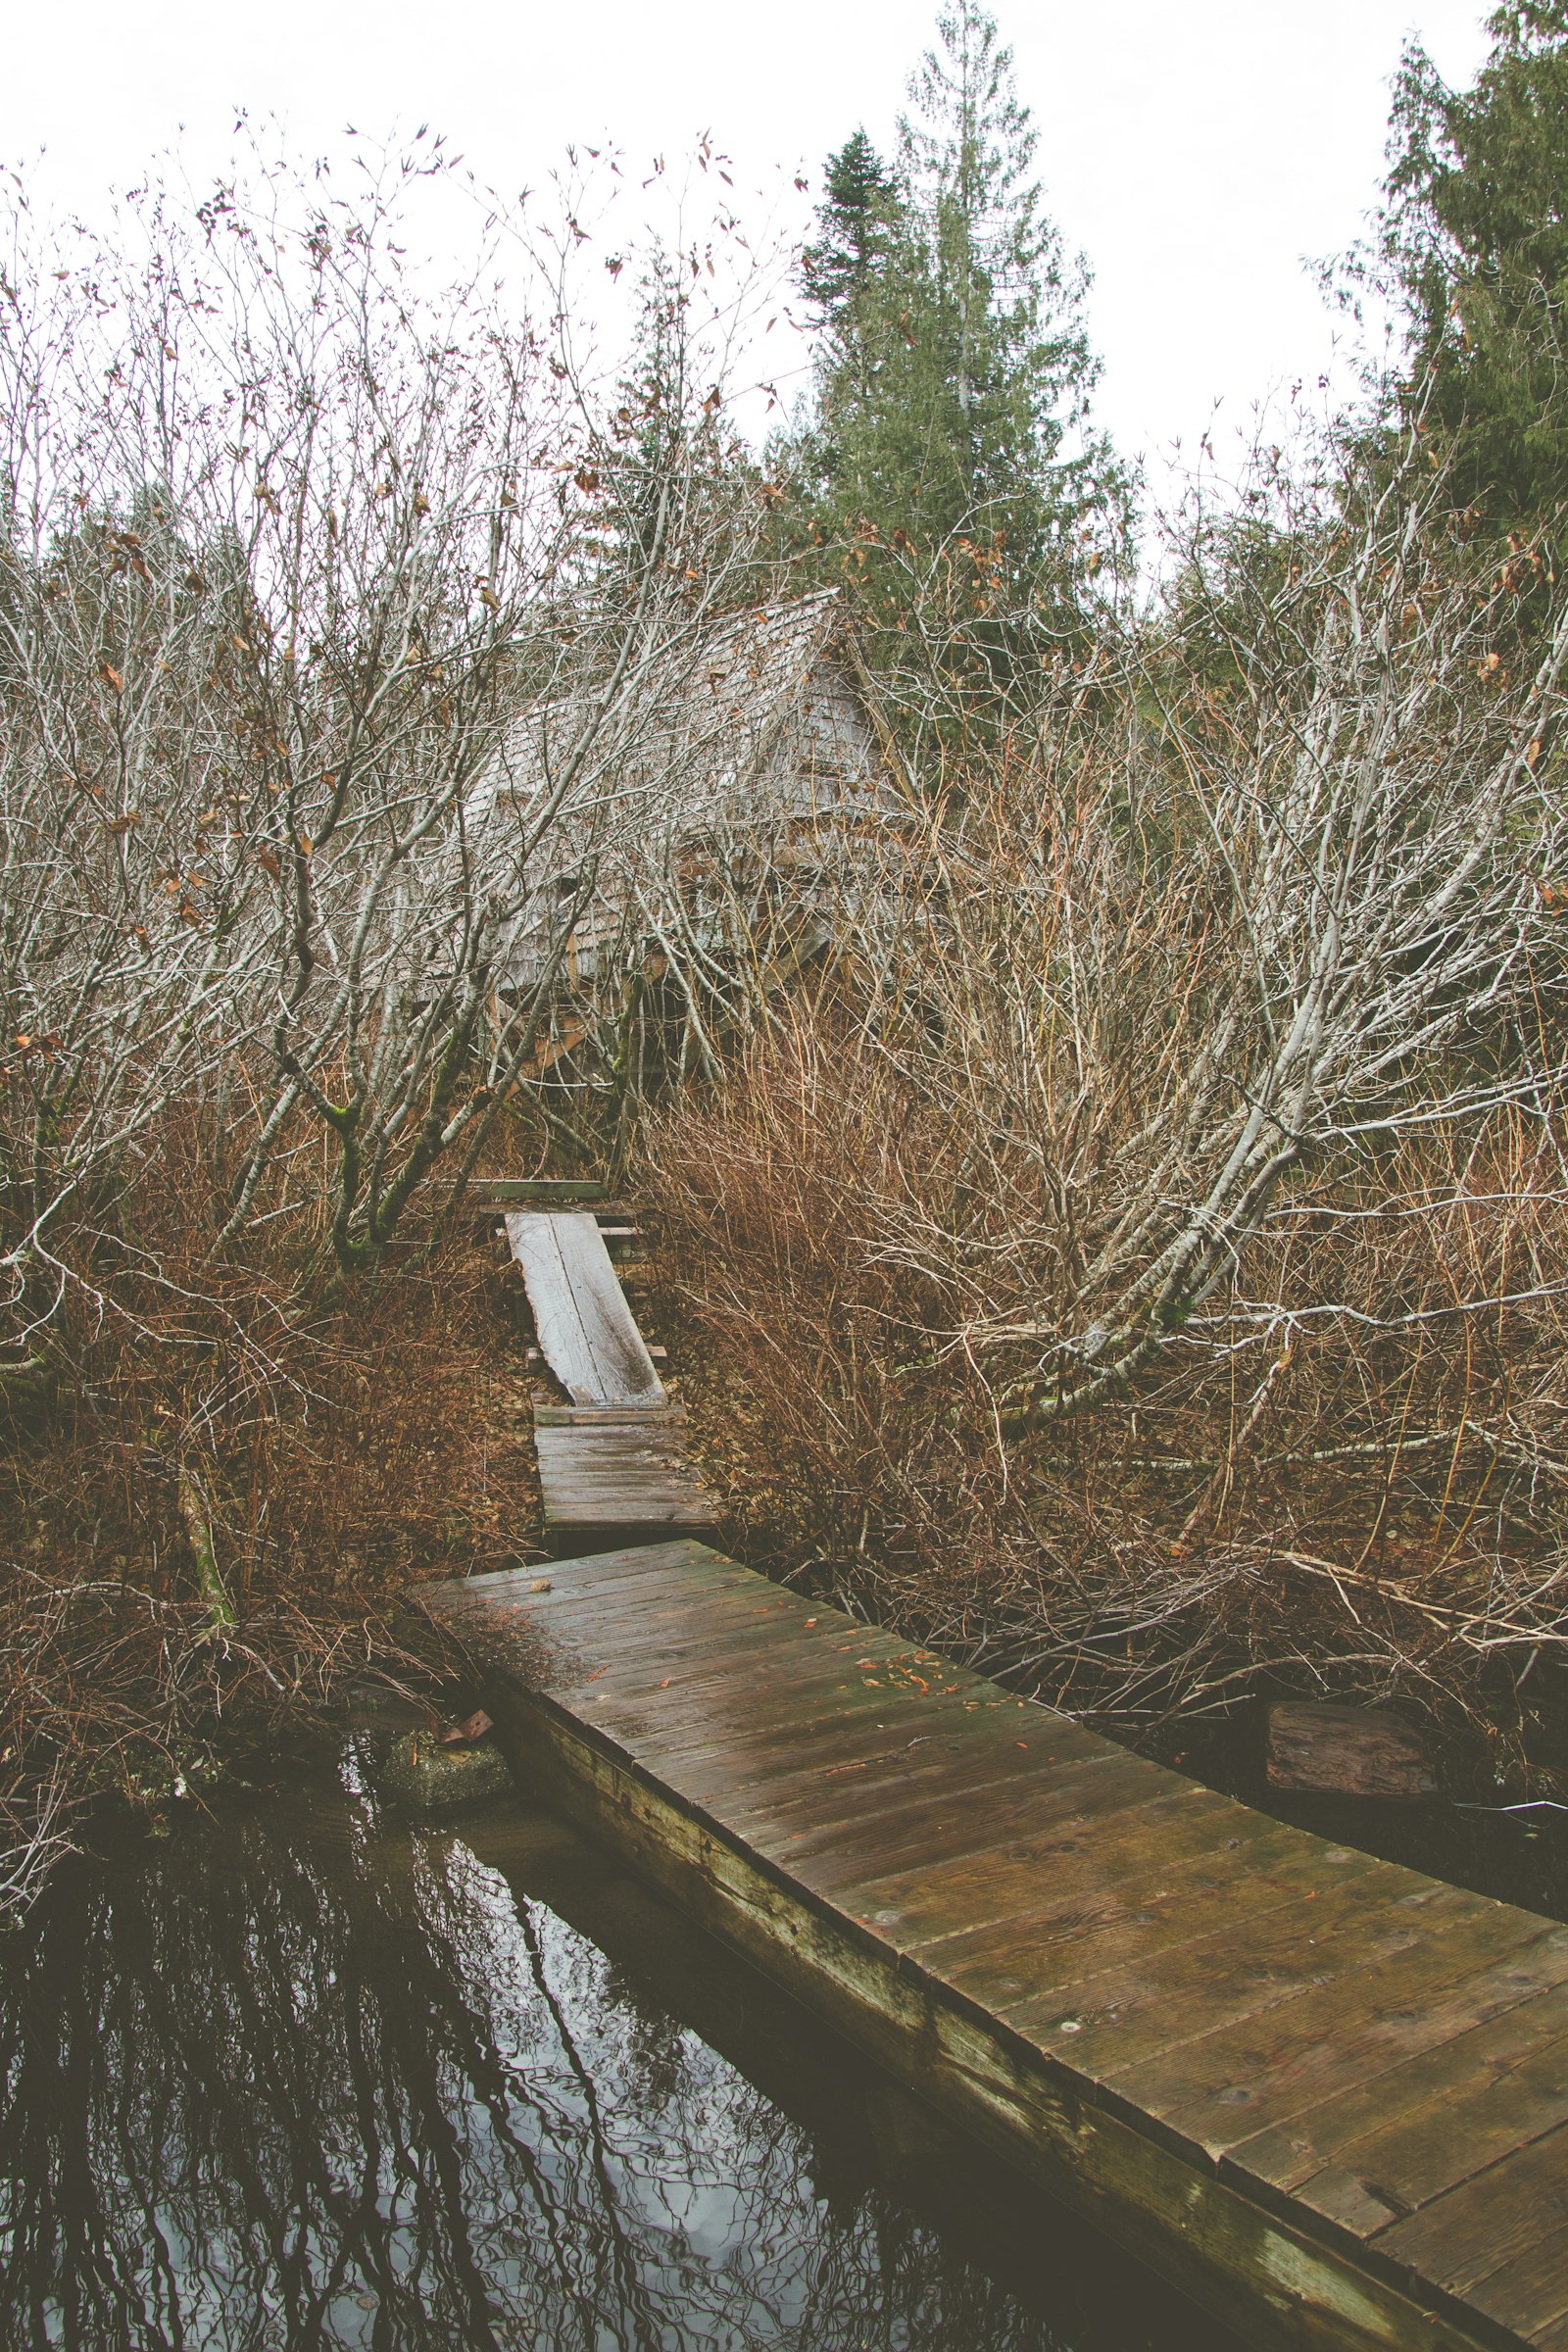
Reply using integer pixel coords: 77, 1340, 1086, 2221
423, 1184, 1568, 2352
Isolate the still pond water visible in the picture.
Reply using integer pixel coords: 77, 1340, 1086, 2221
0, 1726, 1234, 2352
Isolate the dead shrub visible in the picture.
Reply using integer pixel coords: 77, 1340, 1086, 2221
0, 1098, 538, 1914
646, 495, 1568, 1792
650, 1023, 1568, 1780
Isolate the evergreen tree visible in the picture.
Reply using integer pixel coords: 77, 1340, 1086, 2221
596, 247, 757, 612
603, 249, 703, 593
783, 2, 1118, 640
1378, 3, 1568, 527
800, 129, 899, 331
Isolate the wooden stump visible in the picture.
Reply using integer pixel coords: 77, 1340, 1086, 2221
1266, 1700, 1438, 1800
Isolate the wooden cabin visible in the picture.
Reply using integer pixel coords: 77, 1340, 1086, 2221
468, 591, 912, 1014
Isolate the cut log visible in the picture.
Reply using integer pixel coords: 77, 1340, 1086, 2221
1267, 1701, 1439, 1801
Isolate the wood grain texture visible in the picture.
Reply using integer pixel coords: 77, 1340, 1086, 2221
531, 1402, 687, 1428
506, 1210, 664, 1407
421, 1543, 1568, 2350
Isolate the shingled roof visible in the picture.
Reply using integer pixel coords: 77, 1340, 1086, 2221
467, 588, 906, 848
467, 589, 911, 994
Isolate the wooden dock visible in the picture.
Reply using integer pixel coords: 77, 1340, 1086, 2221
530, 1404, 718, 1553
447, 1193, 1568, 2347
423, 1540, 1568, 2352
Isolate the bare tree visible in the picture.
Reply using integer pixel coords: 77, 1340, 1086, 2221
0, 136, 789, 1334
651, 420, 1568, 1735
0, 132, 791, 1914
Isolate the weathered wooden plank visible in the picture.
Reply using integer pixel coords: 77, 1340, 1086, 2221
759, 1749, 1202, 1903
493, 1571, 893, 1684
473, 1580, 929, 1753
645, 1690, 1045, 1823
533, 1420, 716, 1549
659, 1677, 1036, 1801
805, 1770, 1239, 1932
542, 1616, 848, 1715
506, 1210, 664, 1407
1374, 2123, 1568, 2337
1113, 1914, 1568, 2168
533, 1423, 692, 1465
1482, 2228, 1568, 2351
913, 1820, 1386, 2027
531, 1402, 685, 1427
1017, 1880, 1516, 2090
1228, 1979, 1568, 2215
724, 1714, 1127, 1853
569, 1646, 995, 1780
436, 1542, 734, 1618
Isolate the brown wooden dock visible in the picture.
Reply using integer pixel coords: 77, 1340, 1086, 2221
530, 1403, 719, 1553
423, 1538, 1568, 2352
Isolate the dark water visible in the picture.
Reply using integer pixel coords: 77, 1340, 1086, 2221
0, 1733, 1229, 2352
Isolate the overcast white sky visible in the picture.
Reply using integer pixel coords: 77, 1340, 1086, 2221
1, 0, 1494, 471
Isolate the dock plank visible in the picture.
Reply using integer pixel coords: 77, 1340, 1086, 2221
910, 1829, 1388, 2026
506, 1209, 664, 1407
1375, 2122, 1568, 2336
533, 1422, 717, 1551
421, 1542, 1568, 2351
1110, 1913, 1568, 2168
1235, 1984, 1568, 2215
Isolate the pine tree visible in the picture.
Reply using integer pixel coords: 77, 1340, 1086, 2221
782, 2, 1118, 642
1379, 3, 1568, 527
900, 0, 1063, 487
596, 247, 756, 612
800, 129, 899, 331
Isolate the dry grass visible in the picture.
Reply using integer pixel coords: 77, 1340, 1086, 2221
647, 1018, 1568, 1791
0, 1110, 542, 1912
638, 515, 1568, 1793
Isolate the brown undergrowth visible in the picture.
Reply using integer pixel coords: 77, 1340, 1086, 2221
646, 1023, 1568, 1794
0, 1120, 541, 1916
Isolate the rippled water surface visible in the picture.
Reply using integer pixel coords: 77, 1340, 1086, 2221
0, 1736, 1227, 2350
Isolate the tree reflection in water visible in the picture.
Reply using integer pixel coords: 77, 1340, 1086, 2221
0, 1748, 1185, 2352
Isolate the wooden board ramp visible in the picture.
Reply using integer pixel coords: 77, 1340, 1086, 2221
422, 1539, 1568, 2352
505, 1206, 717, 1551
506, 1209, 664, 1409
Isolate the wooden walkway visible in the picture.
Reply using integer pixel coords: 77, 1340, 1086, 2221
506, 1209, 666, 1409
432, 1187, 1568, 2349
502, 1204, 717, 1553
